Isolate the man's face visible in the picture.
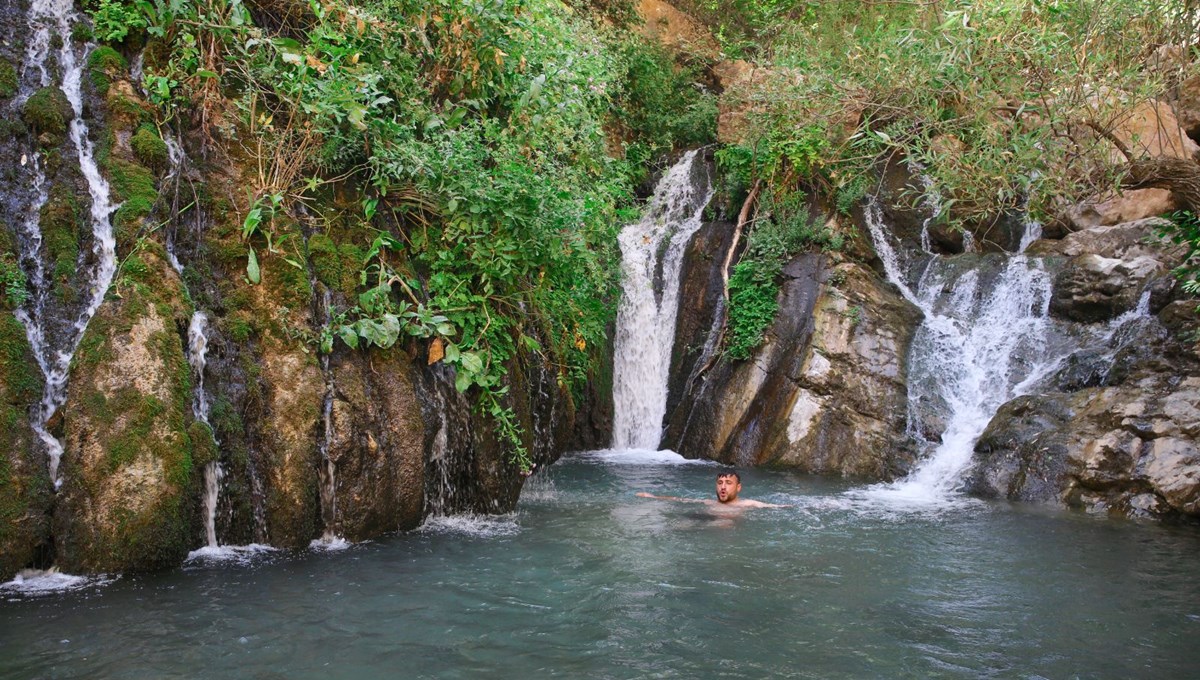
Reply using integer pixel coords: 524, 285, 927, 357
716, 475, 741, 503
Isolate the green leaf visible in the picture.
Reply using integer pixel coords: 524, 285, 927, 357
459, 351, 484, 375
338, 325, 360, 349
246, 248, 260, 284
454, 370, 472, 393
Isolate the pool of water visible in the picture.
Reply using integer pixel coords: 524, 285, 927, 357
4, 453, 1200, 679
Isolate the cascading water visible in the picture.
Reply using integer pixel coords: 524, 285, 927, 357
185, 311, 225, 548
16, 0, 118, 489
610, 150, 714, 450
859, 196, 1148, 506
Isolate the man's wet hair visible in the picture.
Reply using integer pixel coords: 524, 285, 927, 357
716, 469, 740, 482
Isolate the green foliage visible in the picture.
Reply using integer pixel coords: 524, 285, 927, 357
609, 38, 717, 161
0, 59, 17, 99
1160, 211, 1200, 304
0, 256, 30, 310
89, 0, 147, 44
138, 0, 701, 470
713, 0, 1197, 227
725, 189, 843, 359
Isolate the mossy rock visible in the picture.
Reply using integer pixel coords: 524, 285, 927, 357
104, 87, 151, 133
130, 124, 169, 171
189, 421, 218, 467
87, 45, 127, 95
102, 156, 158, 243
0, 312, 50, 580
22, 87, 71, 141
40, 185, 82, 303
0, 59, 17, 99
55, 249, 198, 573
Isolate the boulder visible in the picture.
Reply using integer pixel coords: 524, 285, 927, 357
967, 319, 1200, 520
966, 394, 1074, 503
1049, 253, 1165, 323
635, 0, 720, 62
54, 248, 199, 573
1063, 189, 1180, 231
1171, 73, 1200, 139
1106, 99, 1199, 163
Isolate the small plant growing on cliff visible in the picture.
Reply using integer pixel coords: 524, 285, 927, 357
89, 0, 146, 44
1160, 211, 1200, 307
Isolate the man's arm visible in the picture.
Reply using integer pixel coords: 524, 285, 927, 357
732, 499, 792, 508
635, 492, 706, 504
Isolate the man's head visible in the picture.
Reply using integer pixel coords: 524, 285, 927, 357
715, 470, 742, 503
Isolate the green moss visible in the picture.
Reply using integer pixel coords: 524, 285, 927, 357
226, 316, 253, 343
22, 87, 71, 140
104, 89, 150, 132
102, 156, 158, 242
209, 394, 244, 443
308, 233, 343, 291
0, 59, 17, 99
40, 185, 81, 303
189, 421, 218, 467
87, 45, 126, 94
0, 314, 42, 405
71, 22, 93, 43
130, 124, 169, 171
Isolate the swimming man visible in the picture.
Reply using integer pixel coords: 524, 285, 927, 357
636, 470, 790, 508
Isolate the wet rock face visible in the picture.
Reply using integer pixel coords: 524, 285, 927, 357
969, 287, 1200, 520
0, 312, 51, 580
966, 395, 1074, 503
663, 251, 921, 479
327, 349, 426, 540
1049, 254, 1165, 322
54, 250, 199, 573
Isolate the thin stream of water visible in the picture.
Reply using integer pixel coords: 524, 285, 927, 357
16, 0, 118, 489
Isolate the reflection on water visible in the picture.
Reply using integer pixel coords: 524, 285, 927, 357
3, 456, 1200, 679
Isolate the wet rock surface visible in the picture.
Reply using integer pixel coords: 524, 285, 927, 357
664, 250, 921, 479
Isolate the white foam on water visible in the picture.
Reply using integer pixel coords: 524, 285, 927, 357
308, 536, 354, 552
570, 448, 715, 466
418, 514, 521, 538
0, 569, 117, 598
185, 544, 277, 564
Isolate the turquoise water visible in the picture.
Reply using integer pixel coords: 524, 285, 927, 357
4, 453, 1200, 679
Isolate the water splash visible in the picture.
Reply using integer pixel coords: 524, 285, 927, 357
611, 151, 714, 450
15, 0, 119, 488
0, 569, 117, 598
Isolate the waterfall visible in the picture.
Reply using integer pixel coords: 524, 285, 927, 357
610, 151, 714, 450
185, 311, 226, 548
15, 0, 118, 489
859, 197, 1150, 505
